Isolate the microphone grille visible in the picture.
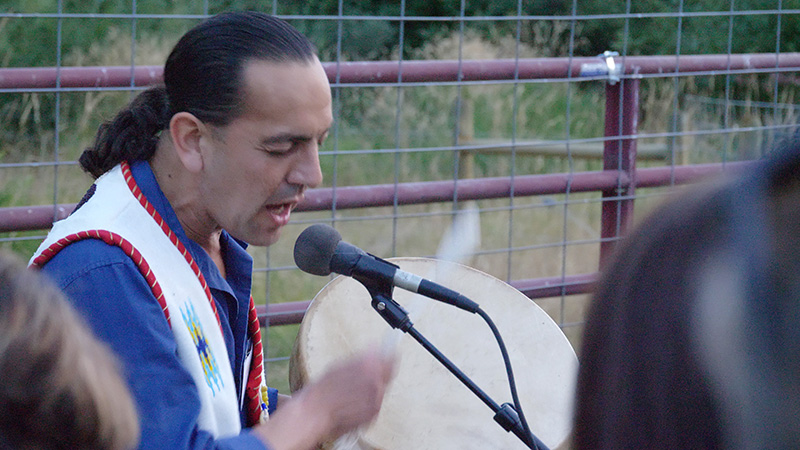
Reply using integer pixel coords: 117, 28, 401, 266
293, 224, 342, 276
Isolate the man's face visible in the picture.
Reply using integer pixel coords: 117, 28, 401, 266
199, 57, 331, 246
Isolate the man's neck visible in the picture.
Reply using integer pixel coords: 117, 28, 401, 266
149, 143, 227, 279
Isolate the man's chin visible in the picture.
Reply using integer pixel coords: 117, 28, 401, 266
254, 228, 283, 247
230, 226, 282, 247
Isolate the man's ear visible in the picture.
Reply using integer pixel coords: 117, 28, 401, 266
169, 112, 212, 173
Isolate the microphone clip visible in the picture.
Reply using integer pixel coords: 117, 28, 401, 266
371, 293, 414, 333
352, 255, 414, 332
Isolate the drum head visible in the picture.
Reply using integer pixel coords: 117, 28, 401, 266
290, 257, 577, 450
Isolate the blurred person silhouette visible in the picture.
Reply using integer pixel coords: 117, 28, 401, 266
0, 250, 139, 450
29, 11, 393, 450
574, 133, 800, 449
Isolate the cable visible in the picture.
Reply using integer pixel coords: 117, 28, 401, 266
476, 306, 541, 449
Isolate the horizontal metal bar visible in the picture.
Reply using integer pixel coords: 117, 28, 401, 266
325, 54, 800, 83
0, 204, 74, 233
0, 66, 162, 89
299, 170, 625, 211
512, 272, 598, 298
1, 53, 798, 90
258, 302, 309, 327
634, 160, 750, 187
1, 162, 752, 233
465, 139, 670, 160
1, 10, 798, 21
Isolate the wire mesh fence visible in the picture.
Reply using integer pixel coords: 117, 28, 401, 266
1, 1, 798, 394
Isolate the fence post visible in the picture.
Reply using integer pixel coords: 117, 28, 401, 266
599, 77, 640, 267
457, 96, 475, 179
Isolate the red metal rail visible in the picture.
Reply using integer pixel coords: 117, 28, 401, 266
0, 162, 746, 233
2, 53, 799, 88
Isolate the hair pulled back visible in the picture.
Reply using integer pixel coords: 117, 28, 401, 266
80, 11, 317, 178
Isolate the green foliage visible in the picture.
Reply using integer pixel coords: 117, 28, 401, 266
2, 0, 795, 65
0, 1, 197, 164
272, 0, 575, 60
269, 0, 800, 61
572, 0, 800, 56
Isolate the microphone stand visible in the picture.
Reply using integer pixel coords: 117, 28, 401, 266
366, 286, 549, 450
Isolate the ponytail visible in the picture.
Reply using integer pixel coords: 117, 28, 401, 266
79, 86, 171, 179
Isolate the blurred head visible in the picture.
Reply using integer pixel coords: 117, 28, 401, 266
691, 138, 800, 450
574, 135, 800, 450
0, 251, 139, 449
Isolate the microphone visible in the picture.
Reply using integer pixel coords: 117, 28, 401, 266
294, 224, 480, 313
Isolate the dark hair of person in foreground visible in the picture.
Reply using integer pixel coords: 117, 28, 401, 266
574, 134, 800, 450
0, 251, 139, 450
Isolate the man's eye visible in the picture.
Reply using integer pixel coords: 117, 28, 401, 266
261, 144, 292, 155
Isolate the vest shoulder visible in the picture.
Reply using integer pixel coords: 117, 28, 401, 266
41, 238, 140, 280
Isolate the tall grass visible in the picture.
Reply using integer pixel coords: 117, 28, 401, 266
0, 25, 175, 256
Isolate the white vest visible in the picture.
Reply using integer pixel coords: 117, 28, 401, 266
31, 164, 243, 437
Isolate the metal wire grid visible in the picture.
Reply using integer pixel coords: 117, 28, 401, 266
0, 1, 797, 379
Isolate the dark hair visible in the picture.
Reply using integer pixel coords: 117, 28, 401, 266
574, 176, 730, 450
0, 251, 140, 449
80, 11, 318, 178
574, 136, 800, 449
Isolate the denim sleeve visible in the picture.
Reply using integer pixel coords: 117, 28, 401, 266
41, 240, 268, 450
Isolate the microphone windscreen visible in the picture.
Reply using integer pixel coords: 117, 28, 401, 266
293, 224, 342, 276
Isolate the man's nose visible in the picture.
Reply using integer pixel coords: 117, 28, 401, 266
288, 143, 323, 189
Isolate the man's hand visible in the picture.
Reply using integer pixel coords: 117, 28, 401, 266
254, 349, 395, 450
